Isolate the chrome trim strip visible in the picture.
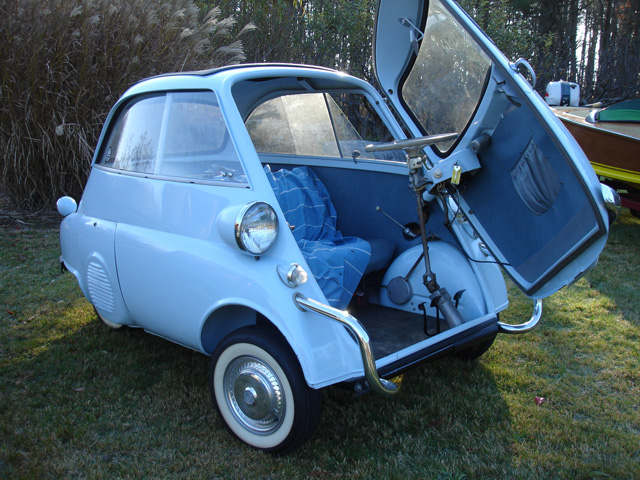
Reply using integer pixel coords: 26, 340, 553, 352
92, 165, 250, 188
497, 299, 543, 334
293, 294, 398, 397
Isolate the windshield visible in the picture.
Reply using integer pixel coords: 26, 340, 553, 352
401, 0, 491, 152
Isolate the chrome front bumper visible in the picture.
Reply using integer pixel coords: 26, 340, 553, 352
497, 299, 543, 334
293, 294, 399, 397
601, 183, 621, 225
295, 295, 544, 396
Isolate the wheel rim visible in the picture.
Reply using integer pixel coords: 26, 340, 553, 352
223, 355, 286, 435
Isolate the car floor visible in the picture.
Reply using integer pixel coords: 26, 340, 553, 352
351, 302, 428, 359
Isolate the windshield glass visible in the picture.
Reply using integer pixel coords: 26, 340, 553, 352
401, 0, 491, 152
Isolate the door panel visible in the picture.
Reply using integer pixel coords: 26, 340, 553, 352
374, 0, 609, 297
459, 103, 604, 295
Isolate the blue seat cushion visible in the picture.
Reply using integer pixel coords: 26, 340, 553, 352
265, 165, 371, 309
365, 238, 395, 274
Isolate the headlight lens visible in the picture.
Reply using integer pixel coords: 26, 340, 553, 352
235, 202, 279, 256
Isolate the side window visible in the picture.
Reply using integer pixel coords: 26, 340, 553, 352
101, 95, 164, 173
401, 0, 491, 152
246, 92, 401, 161
99, 91, 246, 184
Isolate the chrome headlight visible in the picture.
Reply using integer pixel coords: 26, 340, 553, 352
235, 202, 279, 256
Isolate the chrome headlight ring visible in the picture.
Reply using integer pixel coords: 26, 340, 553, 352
234, 202, 279, 256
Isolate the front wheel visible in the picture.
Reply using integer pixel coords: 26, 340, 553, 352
209, 325, 322, 454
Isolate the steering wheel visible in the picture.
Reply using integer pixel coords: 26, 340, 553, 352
365, 133, 458, 157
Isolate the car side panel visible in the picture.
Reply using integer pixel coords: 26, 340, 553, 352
78, 167, 365, 388
59, 209, 132, 326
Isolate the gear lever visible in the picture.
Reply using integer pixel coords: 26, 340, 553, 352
375, 206, 419, 240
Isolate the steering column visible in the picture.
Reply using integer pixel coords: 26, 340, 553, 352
366, 133, 465, 330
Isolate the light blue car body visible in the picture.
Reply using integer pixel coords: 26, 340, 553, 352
58, 0, 615, 409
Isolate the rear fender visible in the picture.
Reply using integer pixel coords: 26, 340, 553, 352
60, 213, 132, 326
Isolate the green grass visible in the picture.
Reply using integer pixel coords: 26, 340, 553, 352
1, 212, 639, 479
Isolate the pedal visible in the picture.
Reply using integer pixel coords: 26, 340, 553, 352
419, 302, 440, 337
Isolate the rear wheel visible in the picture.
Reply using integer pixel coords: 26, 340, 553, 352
94, 307, 124, 329
209, 325, 322, 454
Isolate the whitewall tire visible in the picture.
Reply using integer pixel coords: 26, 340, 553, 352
94, 307, 124, 329
209, 325, 321, 454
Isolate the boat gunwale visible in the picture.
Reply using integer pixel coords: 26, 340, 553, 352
553, 108, 640, 142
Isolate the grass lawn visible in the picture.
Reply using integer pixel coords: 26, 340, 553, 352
1, 212, 638, 479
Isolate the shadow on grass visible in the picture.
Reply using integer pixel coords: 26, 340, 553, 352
7, 221, 639, 479
307, 358, 515, 478
1, 294, 517, 479
1, 299, 221, 478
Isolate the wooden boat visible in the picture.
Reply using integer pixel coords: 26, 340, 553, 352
552, 100, 640, 214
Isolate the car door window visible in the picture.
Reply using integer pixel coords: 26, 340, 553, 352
401, 0, 491, 153
101, 94, 164, 174
246, 92, 401, 161
99, 91, 246, 183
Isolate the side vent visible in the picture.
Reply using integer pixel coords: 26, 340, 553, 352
87, 262, 115, 313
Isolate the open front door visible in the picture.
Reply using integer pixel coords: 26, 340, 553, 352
374, 0, 610, 298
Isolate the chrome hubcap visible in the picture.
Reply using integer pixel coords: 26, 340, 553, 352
224, 355, 285, 435
243, 386, 258, 406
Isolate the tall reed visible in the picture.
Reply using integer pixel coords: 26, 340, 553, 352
0, 0, 253, 210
